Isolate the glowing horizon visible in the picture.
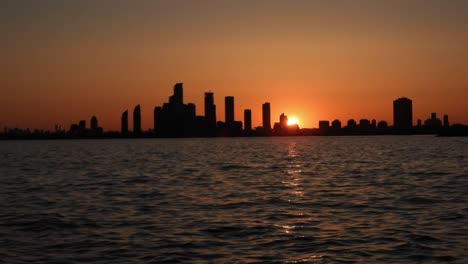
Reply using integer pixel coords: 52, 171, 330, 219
287, 117, 300, 127
1, 1, 467, 130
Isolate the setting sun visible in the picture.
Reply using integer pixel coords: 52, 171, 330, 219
287, 117, 299, 126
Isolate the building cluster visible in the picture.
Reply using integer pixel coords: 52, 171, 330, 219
314, 97, 451, 135
120, 83, 278, 137
69, 116, 103, 136
1, 84, 466, 139
117, 83, 313, 137
117, 87, 458, 137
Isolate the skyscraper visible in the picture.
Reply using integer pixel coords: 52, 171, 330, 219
154, 107, 161, 132
133, 104, 141, 134
393, 97, 412, 130
280, 113, 288, 128
244, 109, 252, 131
204, 92, 216, 126
170, 83, 183, 104
121, 110, 128, 134
225, 96, 234, 124
262, 102, 271, 133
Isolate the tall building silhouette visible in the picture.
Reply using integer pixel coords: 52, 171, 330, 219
154, 107, 161, 132
225, 96, 234, 124
280, 113, 288, 128
443, 114, 449, 127
204, 92, 216, 127
244, 109, 252, 131
170, 83, 183, 104
156, 83, 198, 137
133, 104, 141, 134
393, 97, 412, 130
90, 116, 98, 130
121, 110, 128, 134
262, 102, 271, 133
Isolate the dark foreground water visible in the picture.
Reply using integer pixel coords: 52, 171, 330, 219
1, 136, 467, 263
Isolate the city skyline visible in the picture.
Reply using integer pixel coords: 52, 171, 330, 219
2, 1, 468, 130
9, 82, 461, 136
1, 82, 465, 134
3, 81, 466, 138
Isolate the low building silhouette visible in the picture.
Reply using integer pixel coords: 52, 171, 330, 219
424, 113, 442, 129
319, 120, 330, 130
377, 121, 388, 129
359, 119, 371, 130
318, 120, 330, 135
347, 119, 357, 128
331, 119, 342, 130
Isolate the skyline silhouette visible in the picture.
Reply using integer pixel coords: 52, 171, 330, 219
2, 83, 467, 139
2, 2, 468, 130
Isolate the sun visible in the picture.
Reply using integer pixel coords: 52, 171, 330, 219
287, 117, 299, 126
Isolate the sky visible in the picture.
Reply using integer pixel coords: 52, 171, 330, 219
2, 0, 468, 130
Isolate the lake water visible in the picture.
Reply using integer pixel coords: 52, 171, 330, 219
1, 136, 467, 263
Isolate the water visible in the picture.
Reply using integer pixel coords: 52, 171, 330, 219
1, 136, 467, 263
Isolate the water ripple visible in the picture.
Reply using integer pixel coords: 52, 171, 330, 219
0, 136, 467, 263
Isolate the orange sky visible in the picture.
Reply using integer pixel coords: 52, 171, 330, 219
1, 1, 467, 130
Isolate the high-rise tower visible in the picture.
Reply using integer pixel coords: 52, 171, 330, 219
171, 83, 183, 104
262, 102, 271, 133
225, 96, 234, 124
244, 109, 252, 131
133, 105, 141, 134
204, 92, 216, 127
121, 110, 128, 134
393, 97, 412, 130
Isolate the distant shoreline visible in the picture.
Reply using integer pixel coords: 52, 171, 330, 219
1, 128, 467, 140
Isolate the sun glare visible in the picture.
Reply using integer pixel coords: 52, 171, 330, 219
287, 117, 299, 126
